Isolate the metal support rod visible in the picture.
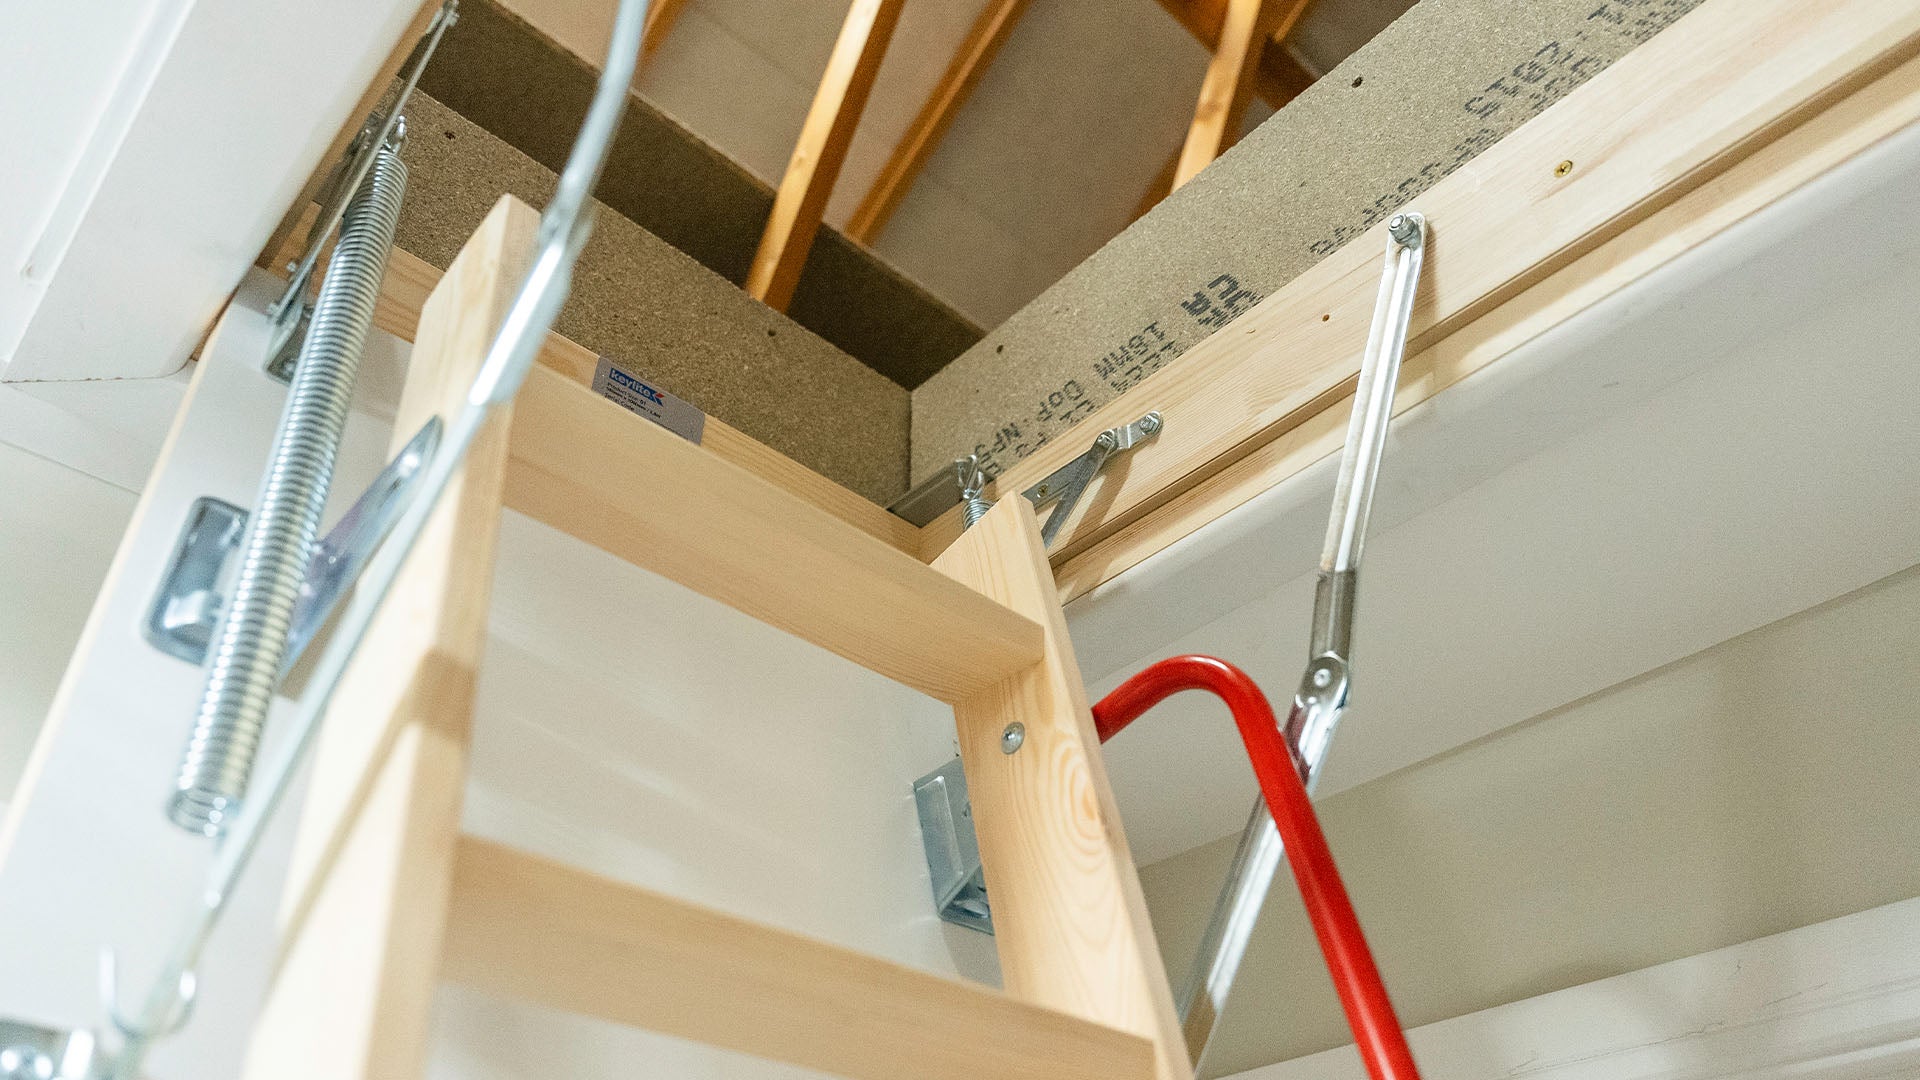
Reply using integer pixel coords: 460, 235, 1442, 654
93, 0, 651, 1075
1093, 656, 1421, 1080
1174, 212, 1426, 1073
168, 129, 409, 837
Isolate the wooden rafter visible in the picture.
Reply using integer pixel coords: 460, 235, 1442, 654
922, 0, 1920, 592
1175, 0, 1317, 189
745, 0, 906, 311
845, 0, 1032, 244
640, 0, 689, 66
1138, 0, 1315, 217
1153, 0, 1318, 110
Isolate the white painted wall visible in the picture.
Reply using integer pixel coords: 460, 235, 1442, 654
0, 445, 136, 796
1142, 563, 1920, 1073
1232, 895, 1920, 1080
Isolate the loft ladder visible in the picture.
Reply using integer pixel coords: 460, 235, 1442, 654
237, 195, 1193, 1080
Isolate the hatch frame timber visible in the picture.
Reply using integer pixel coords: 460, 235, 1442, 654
921, 0, 1920, 596
266, 220, 922, 555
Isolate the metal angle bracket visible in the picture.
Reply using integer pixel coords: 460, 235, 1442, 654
912, 757, 992, 934
143, 418, 443, 673
1023, 410, 1162, 548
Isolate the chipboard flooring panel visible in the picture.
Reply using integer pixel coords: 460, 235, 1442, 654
397, 91, 911, 504
909, 0, 1703, 483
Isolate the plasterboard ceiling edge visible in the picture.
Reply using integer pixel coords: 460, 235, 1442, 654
1228, 894, 1920, 1080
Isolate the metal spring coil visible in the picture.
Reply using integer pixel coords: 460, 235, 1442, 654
167, 139, 409, 836
961, 493, 993, 528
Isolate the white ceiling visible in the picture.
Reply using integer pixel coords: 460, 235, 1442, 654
0, 0, 426, 382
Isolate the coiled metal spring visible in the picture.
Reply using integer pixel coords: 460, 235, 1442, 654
955, 454, 993, 529
168, 133, 409, 836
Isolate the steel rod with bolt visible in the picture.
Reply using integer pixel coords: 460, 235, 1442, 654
1175, 212, 1426, 1072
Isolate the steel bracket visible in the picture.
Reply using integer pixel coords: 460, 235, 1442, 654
1022, 411, 1162, 548
143, 418, 442, 672
912, 757, 992, 934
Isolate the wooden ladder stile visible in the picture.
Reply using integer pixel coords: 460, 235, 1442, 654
239, 196, 1185, 1080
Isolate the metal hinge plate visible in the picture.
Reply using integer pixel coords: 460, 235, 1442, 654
912, 757, 992, 934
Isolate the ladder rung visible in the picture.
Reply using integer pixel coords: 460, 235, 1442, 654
442, 837, 1157, 1080
506, 367, 1042, 702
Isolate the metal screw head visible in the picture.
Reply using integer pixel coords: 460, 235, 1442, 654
1000, 722, 1026, 754
1554, 159, 1575, 177
1312, 667, 1332, 689
1387, 213, 1424, 247
1138, 411, 1163, 436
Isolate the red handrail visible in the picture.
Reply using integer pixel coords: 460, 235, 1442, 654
1092, 655, 1422, 1080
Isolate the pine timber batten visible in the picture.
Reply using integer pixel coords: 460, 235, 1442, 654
362, 244, 923, 554
639, 0, 688, 66
1057, 45, 1920, 603
242, 195, 534, 1080
1175, 0, 1314, 190
441, 836, 1158, 1080
508, 365, 1042, 703
933, 498, 1194, 1080
745, 0, 905, 310
922, 0, 1920, 571
1152, 0, 1318, 110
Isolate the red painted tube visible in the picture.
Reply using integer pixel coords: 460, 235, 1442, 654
1092, 655, 1421, 1080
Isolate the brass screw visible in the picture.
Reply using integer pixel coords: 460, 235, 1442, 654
1554, 159, 1575, 177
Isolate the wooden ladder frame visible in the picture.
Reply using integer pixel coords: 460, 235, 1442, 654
238, 195, 1190, 1080
228, 3, 1920, 1074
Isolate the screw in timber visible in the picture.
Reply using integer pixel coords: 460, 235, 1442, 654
1555, 159, 1575, 177
1001, 722, 1026, 754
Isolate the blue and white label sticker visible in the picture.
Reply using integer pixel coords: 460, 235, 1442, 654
590, 357, 706, 445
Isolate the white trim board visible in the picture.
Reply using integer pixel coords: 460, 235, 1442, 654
1230, 896, 1920, 1080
